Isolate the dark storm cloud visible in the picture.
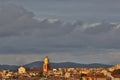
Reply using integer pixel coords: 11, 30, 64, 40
0, 3, 37, 37
0, 3, 120, 53
0, 2, 120, 64
0, 3, 79, 37
1, 0, 120, 22
84, 23, 115, 34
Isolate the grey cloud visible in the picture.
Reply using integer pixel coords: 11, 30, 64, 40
0, 3, 120, 54
0, 3, 78, 37
0, 3, 120, 64
0, 3, 38, 37
0, 51, 119, 65
84, 22, 116, 34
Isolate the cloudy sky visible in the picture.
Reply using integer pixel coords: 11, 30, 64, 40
0, 0, 120, 65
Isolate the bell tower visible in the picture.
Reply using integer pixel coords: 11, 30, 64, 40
43, 56, 50, 73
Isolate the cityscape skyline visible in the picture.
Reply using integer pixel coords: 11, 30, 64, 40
0, 56, 119, 80
0, 0, 120, 65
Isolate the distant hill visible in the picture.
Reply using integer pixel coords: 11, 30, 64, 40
24, 61, 113, 69
0, 61, 113, 71
0, 65, 18, 71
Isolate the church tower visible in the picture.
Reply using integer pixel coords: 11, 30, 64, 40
43, 56, 50, 73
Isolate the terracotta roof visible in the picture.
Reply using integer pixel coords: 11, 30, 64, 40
27, 68, 43, 73
87, 73, 106, 78
112, 74, 120, 78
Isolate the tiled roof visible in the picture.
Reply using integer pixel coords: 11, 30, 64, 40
27, 68, 43, 73
86, 73, 106, 78
112, 74, 120, 78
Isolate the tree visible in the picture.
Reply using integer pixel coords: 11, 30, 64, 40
38, 72, 44, 77
111, 69, 120, 75
79, 73, 87, 80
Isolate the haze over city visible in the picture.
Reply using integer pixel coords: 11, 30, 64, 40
0, 0, 120, 65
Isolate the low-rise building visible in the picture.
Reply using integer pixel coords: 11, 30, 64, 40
18, 66, 26, 74
112, 75, 120, 80
65, 72, 71, 78
83, 73, 107, 80
27, 68, 43, 76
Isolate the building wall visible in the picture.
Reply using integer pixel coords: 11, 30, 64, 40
18, 66, 26, 74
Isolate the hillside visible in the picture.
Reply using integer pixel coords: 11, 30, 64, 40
0, 61, 113, 71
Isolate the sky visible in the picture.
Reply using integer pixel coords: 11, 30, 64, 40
0, 0, 120, 65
